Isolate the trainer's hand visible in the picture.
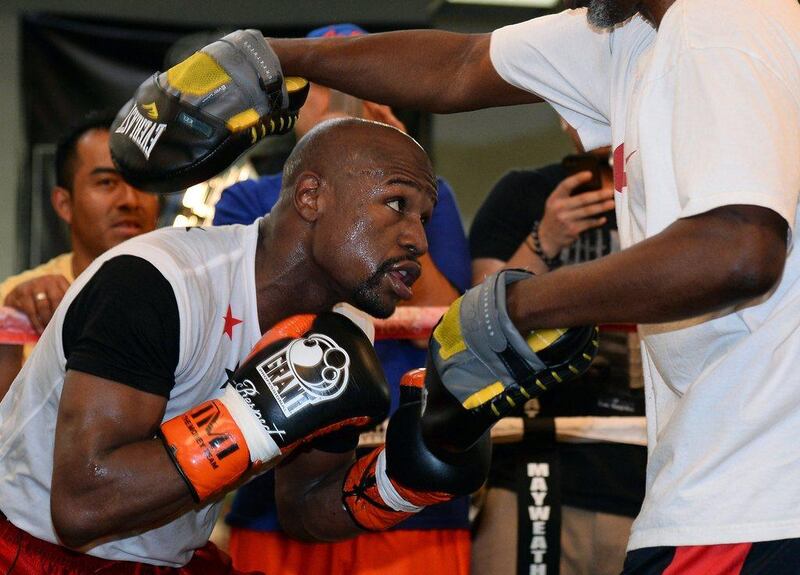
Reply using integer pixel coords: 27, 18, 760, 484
110, 29, 309, 194
537, 171, 616, 257
3, 274, 70, 334
422, 269, 599, 452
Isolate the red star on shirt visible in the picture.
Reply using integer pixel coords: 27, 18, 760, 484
223, 305, 243, 340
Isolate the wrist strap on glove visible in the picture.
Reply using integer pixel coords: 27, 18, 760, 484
342, 446, 451, 531
160, 394, 252, 503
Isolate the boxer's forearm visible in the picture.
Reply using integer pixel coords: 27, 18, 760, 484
270, 31, 539, 113
52, 438, 196, 548
276, 449, 363, 542
505, 205, 787, 329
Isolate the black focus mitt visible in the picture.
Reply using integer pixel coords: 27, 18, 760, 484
110, 29, 308, 194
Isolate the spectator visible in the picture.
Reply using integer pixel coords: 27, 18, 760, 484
0, 112, 159, 397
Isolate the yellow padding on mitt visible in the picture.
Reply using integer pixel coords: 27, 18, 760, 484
167, 52, 231, 96
463, 381, 504, 410
142, 102, 159, 120
526, 328, 567, 352
285, 76, 309, 93
227, 109, 260, 132
433, 298, 467, 360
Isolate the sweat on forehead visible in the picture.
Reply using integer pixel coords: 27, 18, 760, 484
282, 118, 431, 185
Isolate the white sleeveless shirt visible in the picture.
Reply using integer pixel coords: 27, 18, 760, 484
0, 222, 264, 566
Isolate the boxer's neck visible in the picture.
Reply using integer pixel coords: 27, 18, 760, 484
253, 215, 339, 333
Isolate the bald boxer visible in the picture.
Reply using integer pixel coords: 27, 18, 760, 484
0, 119, 438, 573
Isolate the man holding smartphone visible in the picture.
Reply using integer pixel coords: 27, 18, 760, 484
472, 148, 615, 280
472, 117, 616, 278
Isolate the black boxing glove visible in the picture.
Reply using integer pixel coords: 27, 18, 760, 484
110, 29, 309, 194
342, 369, 490, 531
161, 312, 389, 502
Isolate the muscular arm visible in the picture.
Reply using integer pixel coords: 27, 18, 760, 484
51, 371, 195, 548
275, 448, 361, 541
271, 32, 541, 113
505, 205, 788, 328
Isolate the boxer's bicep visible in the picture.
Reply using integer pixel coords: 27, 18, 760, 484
54, 370, 166, 474
52, 371, 190, 548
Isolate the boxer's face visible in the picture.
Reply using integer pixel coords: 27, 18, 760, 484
316, 132, 437, 318
56, 129, 159, 259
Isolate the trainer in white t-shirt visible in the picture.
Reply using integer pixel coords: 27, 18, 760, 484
491, 0, 800, 550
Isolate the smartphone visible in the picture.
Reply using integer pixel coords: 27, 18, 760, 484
562, 153, 603, 195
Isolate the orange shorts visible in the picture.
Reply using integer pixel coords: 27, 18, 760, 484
228, 527, 471, 575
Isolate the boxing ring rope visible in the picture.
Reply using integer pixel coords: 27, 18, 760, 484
0, 304, 646, 447
0, 307, 39, 345
0, 305, 450, 345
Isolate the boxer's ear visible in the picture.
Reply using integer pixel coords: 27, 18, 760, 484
293, 171, 323, 222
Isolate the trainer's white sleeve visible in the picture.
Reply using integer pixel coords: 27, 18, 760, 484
490, 9, 613, 151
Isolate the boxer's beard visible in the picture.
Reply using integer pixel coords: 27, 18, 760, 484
352, 256, 414, 319
587, 0, 639, 28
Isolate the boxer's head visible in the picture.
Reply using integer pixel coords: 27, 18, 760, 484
53, 114, 160, 268
278, 118, 437, 318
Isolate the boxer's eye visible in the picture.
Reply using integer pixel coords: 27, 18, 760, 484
386, 198, 405, 214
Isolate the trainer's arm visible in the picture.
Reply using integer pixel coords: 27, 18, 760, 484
51, 371, 195, 549
275, 448, 361, 541
270, 32, 541, 113
505, 205, 787, 328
